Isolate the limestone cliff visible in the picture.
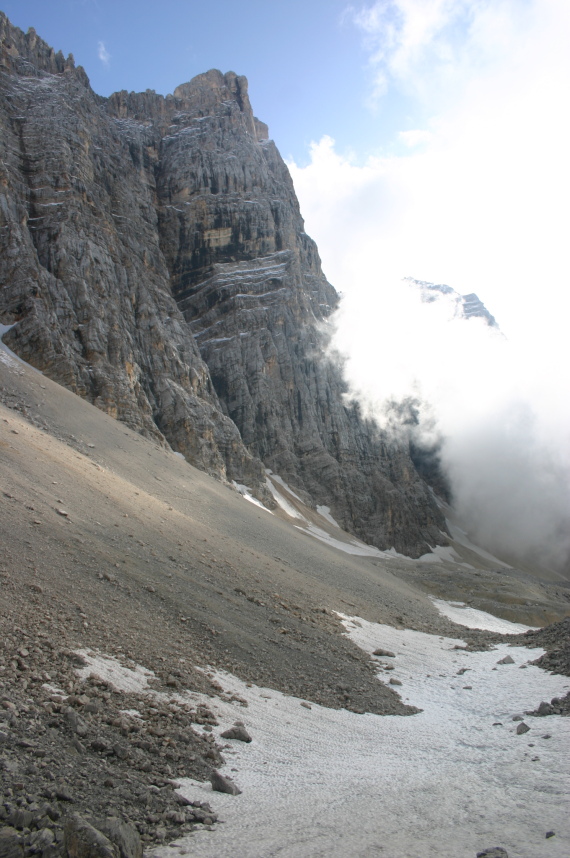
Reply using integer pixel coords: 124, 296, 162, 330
0, 14, 447, 554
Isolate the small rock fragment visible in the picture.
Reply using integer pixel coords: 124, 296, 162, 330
516, 722, 530, 735
220, 726, 252, 743
373, 648, 396, 658
210, 771, 241, 795
497, 655, 515, 665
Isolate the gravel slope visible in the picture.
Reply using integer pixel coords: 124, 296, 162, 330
1, 351, 569, 854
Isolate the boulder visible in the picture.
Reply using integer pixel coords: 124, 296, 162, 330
64, 814, 118, 858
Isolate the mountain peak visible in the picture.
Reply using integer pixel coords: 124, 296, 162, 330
406, 277, 498, 327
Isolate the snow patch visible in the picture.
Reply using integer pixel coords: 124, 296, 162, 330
296, 523, 386, 557
265, 472, 304, 502
232, 482, 273, 514
432, 599, 539, 633
316, 505, 340, 528
149, 619, 570, 858
418, 544, 461, 563
75, 651, 154, 693
265, 477, 305, 520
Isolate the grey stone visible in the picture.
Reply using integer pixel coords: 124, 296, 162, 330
93, 818, 142, 858
373, 649, 396, 658
8, 809, 33, 830
516, 722, 530, 735
497, 655, 515, 665
112, 744, 129, 760
29, 828, 55, 854
0, 827, 23, 858
209, 770, 242, 795
55, 785, 74, 802
65, 707, 88, 738
220, 726, 252, 742
64, 815, 118, 858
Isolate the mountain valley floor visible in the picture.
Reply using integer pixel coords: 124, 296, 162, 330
1, 348, 569, 857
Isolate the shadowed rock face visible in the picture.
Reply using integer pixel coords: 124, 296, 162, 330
0, 13, 447, 554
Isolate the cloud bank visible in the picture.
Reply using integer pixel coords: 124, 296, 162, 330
290, 0, 570, 573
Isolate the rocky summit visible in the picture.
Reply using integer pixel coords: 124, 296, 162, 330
0, 13, 447, 556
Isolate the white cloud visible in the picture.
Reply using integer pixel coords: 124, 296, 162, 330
97, 40, 110, 67
398, 129, 432, 147
349, 0, 537, 109
290, 0, 570, 571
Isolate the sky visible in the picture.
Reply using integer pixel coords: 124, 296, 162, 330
4, 0, 570, 570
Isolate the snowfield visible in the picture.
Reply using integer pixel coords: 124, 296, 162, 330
77, 609, 570, 858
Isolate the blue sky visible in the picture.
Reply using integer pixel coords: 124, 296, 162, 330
2, 0, 416, 163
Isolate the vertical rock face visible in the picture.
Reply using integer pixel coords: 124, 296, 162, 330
0, 16, 264, 487
0, 14, 447, 554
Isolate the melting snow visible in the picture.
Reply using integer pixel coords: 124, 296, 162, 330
232, 482, 273, 514
75, 651, 154, 693
316, 504, 340, 527
295, 523, 388, 557
141, 615, 570, 858
418, 544, 461, 563
265, 477, 306, 520
432, 599, 539, 633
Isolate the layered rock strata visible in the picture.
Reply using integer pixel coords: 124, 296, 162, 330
0, 14, 447, 554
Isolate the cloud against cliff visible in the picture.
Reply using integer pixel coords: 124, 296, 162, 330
327, 278, 570, 573
289, 0, 570, 572
97, 40, 110, 68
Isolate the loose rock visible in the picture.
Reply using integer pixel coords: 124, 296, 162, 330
220, 726, 252, 743
64, 814, 118, 858
209, 771, 242, 796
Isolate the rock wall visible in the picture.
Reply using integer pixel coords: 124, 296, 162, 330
0, 16, 265, 489
0, 14, 447, 554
